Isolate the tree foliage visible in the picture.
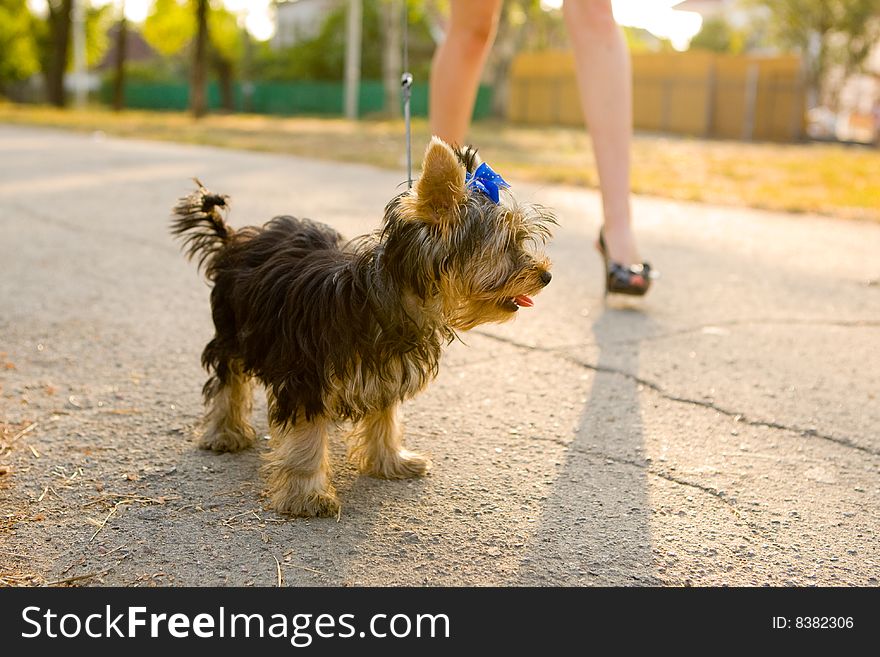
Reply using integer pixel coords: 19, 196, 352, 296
253, 0, 434, 82
752, 0, 880, 106
484, 0, 568, 114
16, 0, 112, 105
622, 26, 674, 54
141, 0, 244, 113
142, 0, 195, 57
208, 4, 243, 63
690, 17, 743, 54
85, 3, 113, 67
0, 0, 40, 86
143, 0, 242, 60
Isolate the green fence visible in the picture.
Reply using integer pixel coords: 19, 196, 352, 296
99, 80, 493, 119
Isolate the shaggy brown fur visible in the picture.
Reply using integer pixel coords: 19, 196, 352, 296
171, 138, 553, 517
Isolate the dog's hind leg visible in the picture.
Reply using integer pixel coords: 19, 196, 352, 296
199, 359, 256, 452
348, 404, 431, 479
262, 411, 340, 518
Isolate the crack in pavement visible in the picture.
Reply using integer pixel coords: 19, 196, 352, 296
525, 432, 760, 528
473, 330, 880, 458
615, 317, 880, 346
470, 317, 880, 351
471, 316, 880, 354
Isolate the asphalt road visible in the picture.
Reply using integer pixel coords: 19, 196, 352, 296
1, 124, 878, 586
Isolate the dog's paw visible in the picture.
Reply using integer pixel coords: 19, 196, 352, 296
270, 489, 340, 518
264, 466, 340, 518
198, 425, 256, 453
360, 449, 431, 480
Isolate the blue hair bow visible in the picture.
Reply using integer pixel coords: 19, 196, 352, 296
465, 162, 510, 204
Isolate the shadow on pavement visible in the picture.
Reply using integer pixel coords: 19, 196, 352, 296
514, 304, 659, 585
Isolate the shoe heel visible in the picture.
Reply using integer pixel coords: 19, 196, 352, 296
597, 228, 653, 297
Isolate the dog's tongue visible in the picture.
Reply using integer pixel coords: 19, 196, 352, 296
514, 295, 534, 308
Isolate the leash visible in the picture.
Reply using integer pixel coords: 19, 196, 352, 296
401, 1, 413, 189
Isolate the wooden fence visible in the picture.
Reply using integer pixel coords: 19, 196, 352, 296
508, 51, 806, 141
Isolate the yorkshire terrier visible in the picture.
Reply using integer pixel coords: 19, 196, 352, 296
171, 138, 553, 517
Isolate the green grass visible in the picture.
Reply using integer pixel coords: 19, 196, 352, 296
2, 103, 878, 222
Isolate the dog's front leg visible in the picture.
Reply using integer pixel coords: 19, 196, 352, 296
348, 404, 431, 479
262, 415, 339, 518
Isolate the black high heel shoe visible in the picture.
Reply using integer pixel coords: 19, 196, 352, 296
596, 230, 655, 297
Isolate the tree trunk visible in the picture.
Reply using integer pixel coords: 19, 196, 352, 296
488, 4, 526, 118
191, 0, 209, 118
241, 25, 253, 113
381, 0, 402, 119
215, 58, 234, 113
112, 14, 128, 112
46, 0, 73, 108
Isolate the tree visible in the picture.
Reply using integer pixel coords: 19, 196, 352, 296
690, 17, 740, 53
84, 2, 112, 67
208, 6, 243, 112
142, 0, 195, 56
112, 2, 128, 111
486, 0, 567, 116
33, 0, 111, 107
191, 0, 208, 117
0, 0, 40, 93
381, 0, 402, 119
754, 0, 880, 108
252, 1, 434, 84
143, 0, 242, 116
42, 0, 72, 107
254, 3, 383, 81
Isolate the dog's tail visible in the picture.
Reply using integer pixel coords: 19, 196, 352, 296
171, 179, 233, 274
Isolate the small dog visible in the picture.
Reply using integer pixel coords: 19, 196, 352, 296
171, 138, 553, 517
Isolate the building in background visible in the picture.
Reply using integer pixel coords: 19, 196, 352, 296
833, 46, 880, 143
677, 0, 768, 38
97, 24, 160, 72
681, 0, 879, 143
676, 0, 726, 17
273, 0, 342, 49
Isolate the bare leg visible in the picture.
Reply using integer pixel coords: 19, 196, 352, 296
563, 0, 641, 266
263, 413, 339, 517
429, 0, 503, 144
349, 404, 430, 479
199, 360, 255, 452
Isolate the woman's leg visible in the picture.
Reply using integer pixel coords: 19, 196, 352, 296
429, 0, 503, 144
563, 0, 642, 267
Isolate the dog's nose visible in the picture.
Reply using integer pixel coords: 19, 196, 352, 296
540, 270, 552, 286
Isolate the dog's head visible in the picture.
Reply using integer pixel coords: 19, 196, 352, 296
382, 137, 554, 331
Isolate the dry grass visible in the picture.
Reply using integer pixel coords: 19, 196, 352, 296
1, 103, 878, 221
0, 418, 35, 479
0, 419, 43, 587
1, 418, 47, 587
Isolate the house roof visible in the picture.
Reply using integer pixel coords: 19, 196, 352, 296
96, 24, 159, 71
676, 0, 725, 12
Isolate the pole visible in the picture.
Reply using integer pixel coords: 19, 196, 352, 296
401, 1, 412, 187
704, 60, 716, 138
743, 61, 759, 141
344, 0, 363, 120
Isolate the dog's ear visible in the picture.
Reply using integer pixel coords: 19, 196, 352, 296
413, 137, 466, 222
